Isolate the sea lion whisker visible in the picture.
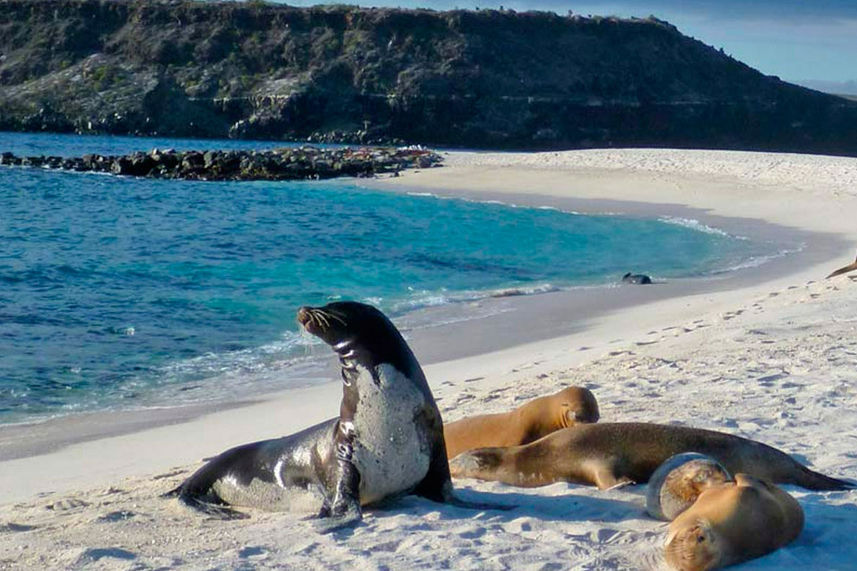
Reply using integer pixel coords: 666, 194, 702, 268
311, 309, 331, 331
317, 309, 347, 327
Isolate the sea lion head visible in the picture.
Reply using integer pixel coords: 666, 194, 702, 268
297, 301, 421, 384
665, 517, 721, 571
555, 386, 600, 427
647, 453, 731, 521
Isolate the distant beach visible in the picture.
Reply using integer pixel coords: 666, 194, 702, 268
1, 148, 856, 570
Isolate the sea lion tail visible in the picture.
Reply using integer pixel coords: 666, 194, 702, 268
794, 466, 856, 491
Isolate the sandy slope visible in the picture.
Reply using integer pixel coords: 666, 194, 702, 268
2, 149, 856, 570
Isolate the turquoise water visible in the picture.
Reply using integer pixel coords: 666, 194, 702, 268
0, 132, 775, 424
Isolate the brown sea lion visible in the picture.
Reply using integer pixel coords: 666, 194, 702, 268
664, 474, 804, 571
646, 453, 732, 521
449, 422, 853, 491
443, 386, 599, 459
826, 252, 857, 278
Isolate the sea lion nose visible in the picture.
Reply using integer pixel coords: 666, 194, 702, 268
297, 306, 312, 326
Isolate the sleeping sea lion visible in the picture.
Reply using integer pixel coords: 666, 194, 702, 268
646, 453, 732, 521
664, 474, 804, 571
443, 386, 599, 459
449, 422, 853, 491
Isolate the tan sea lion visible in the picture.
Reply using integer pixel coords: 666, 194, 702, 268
664, 474, 804, 571
646, 453, 732, 521
826, 252, 857, 278
443, 386, 599, 459
449, 422, 854, 491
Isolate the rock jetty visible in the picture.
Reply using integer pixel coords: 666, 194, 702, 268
0, 146, 443, 181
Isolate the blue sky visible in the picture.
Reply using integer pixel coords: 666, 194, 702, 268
280, 0, 857, 84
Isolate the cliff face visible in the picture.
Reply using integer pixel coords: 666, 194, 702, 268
2, 0, 856, 153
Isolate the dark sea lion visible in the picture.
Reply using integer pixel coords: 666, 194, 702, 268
646, 453, 732, 521
826, 252, 857, 278
443, 386, 599, 459
664, 474, 804, 571
622, 272, 653, 284
449, 422, 854, 491
168, 301, 505, 531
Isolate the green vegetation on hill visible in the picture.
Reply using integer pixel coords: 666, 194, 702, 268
1, 0, 856, 153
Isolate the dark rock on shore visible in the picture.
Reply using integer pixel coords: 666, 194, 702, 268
2, 1, 857, 155
0, 147, 443, 181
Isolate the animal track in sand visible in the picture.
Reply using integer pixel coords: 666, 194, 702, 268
94, 510, 136, 523
45, 498, 89, 512
0, 522, 38, 533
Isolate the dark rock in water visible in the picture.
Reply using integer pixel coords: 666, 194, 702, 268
0, 146, 443, 182
622, 272, 653, 285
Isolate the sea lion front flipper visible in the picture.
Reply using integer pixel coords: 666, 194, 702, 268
590, 459, 633, 490
604, 478, 635, 491
313, 440, 363, 533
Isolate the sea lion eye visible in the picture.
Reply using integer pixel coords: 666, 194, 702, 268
697, 535, 706, 543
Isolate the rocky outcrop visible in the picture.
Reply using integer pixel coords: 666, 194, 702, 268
0, 147, 442, 181
2, 0, 857, 155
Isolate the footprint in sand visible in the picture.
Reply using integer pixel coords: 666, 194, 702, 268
0, 522, 38, 533
46, 498, 89, 512
73, 547, 137, 565
95, 510, 136, 523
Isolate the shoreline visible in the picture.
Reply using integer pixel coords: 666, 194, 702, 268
2, 148, 856, 570
0, 182, 832, 465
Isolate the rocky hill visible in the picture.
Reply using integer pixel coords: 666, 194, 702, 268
2, 0, 856, 154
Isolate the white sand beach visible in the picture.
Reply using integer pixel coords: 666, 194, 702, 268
2, 148, 856, 570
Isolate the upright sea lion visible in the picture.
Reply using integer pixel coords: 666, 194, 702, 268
646, 453, 732, 521
826, 252, 857, 278
664, 474, 804, 571
449, 422, 853, 491
168, 301, 504, 531
443, 386, 599, 459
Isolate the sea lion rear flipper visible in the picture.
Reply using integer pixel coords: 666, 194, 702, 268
826, 260, 857, 278
166, 488, 250, 520
794, 466, 856, 491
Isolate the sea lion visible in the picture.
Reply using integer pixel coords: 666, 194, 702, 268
622, 272, 653, 284
646, 453, 732, 521
449, 422, 853, 491
443, 386, 599, 459
826, 252, 857, 278
664, 474, 804, 571
168, 301, 503, 531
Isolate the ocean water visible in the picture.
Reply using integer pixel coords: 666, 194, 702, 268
0, 133, 776, 425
